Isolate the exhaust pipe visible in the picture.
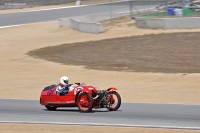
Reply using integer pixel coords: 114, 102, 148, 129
93, 95, 99, 100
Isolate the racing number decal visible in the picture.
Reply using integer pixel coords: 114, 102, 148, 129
74, 87, 82, 95
47, 89, 53, 96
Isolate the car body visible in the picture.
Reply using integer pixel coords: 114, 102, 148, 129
40, 83, 121, 112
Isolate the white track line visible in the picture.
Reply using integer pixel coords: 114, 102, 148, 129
0, 121, 200, 130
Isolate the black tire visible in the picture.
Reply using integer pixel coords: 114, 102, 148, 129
77, 93, 94, 113
106, 91, 121, 111
45, 106, 57, 111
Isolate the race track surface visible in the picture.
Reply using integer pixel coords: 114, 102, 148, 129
0, 99, 200, 130
0, 1, 132, 27
0, 0, 179, 27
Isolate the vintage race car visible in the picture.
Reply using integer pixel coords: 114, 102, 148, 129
40, 83, 121, 112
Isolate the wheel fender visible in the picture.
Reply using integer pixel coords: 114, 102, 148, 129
75, 91, 81, 103
107, 87, 118, 91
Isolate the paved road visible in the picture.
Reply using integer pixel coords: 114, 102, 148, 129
0, 99, 200, 129
0, 0, 179, 27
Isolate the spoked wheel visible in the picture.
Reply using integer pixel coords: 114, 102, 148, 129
106, 91, 121, 111
45, 106, 57, 111
77, 93, 94, 113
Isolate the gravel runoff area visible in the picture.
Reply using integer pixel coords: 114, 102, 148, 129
28, 32, 200, 73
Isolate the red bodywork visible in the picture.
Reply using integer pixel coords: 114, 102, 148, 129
40, 84, 98, 107
40, 83, 121, 113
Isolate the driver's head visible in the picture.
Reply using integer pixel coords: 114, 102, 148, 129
60, 76, 69, 86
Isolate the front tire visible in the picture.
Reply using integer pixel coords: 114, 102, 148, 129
77, 93, 94, 113
45, 106, 57, 111
106, 91, 121, 111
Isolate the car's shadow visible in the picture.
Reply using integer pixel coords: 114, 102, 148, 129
43, 108, 122, 113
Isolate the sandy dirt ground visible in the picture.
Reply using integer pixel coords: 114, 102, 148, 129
0, 17, 200, 132
0, 0, 118, 14
1, 124, 200, 133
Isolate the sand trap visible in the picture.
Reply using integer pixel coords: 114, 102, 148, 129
0, 124, 200, 133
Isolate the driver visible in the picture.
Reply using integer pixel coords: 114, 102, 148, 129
56, 76, 72, 95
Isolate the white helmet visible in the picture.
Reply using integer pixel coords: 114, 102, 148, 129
60, 76, 69, 86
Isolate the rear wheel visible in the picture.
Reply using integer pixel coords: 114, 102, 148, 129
106, 91, 121, 111
45, 106, 57, 111
77, 93, 94, 113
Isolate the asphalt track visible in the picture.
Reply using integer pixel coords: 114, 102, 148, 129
0, 99, 200, 130
0, 0, 179, 27
0, 1, 136, 27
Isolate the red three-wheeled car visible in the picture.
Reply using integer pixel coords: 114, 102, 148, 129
40, 83, 121, 112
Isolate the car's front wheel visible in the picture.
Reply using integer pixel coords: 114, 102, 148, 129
77, 93, 94, 113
